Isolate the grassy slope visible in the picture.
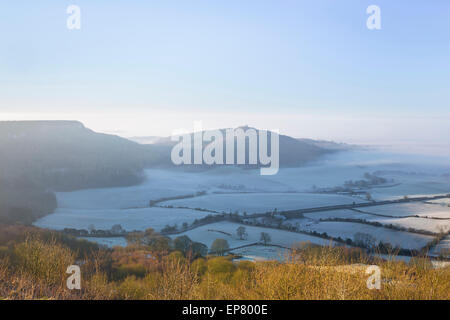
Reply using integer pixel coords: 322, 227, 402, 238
0, 225, 448, 300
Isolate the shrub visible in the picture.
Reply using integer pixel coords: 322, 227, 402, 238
13, 237, 75, 286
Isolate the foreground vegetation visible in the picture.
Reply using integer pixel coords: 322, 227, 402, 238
0, 225, 448, 300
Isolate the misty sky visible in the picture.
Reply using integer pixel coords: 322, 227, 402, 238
0, 1, 449, 151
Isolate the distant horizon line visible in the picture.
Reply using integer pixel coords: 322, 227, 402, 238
2, 118, 450, 159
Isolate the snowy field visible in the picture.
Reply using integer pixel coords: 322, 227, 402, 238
171, 221, 333, 249
302, 221, 433, 250
161, 193, 366, 214
33, 149, 450, 258
303, 209, 373, 220
51, 150, 450, 212
369, 184, 450, 201
34, 207, 210, 232
364, 216, 449, 234
54, 169, 207, 210
427, 198, 450, 206
232, 246, 289, 261
301, 208, 449, 234
359, 202, 450, 219
430, 235, 450, 257
294, 203, 450, 233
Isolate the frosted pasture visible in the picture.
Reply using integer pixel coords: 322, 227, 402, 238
259, 164, 367, 191
302, 208, 449, 233
55, 169, 211, 210
48, 150, 450, 213
303, 221, 433, 250
366, 171, 450, 201
232, 246, 289, 261
365, 217, 449, 234
369, 183, 450, 201
427, 198, 450, 206
360, 202, 450, 219
430, 235, 449, 257
54, 165, 352, 210
161, 193, 366, 214
303, 209, 373, 220
281, 150, 450, 194
171, 221, 333, 249
34, 207, 209, 232
33, 149, 450, 258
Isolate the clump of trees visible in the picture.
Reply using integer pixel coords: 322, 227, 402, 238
345, 172, 388, 189
211, 239, 230, 256
173, 235, 208, 258
353, 232, 376, 249
63, 224, 127, 237
126, 228, 171, 252
161, 224, 178, 233
125, 229, 209, 260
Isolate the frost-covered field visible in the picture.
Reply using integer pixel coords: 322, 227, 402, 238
365, 216, 448, 234
53, 150, 450, 210
430, 235, 450, 257
302, 221, 433, 250
54, 169, 207, 210
291, 204, 449, 234
427, 198, 450, 206
171, 221, 332, 249
34, 207, 209, 232
232, 246, 288, 261
360, 202, 450, 219
162, 193, 366, 214
301, 208, 449, 234
303, 209, 372, 220
33, 150, 450, 258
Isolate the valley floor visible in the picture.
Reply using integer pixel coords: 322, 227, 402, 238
34, 151, 450, 260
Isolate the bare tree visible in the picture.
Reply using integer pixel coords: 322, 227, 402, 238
260, 232, 271, 245
236, 226, 248, 240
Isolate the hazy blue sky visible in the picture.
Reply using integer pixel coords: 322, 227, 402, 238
0, 1, 449, 149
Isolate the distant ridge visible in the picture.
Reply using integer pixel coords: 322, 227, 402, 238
129, 126, 348, 167
0, 120, 155, 223
0, 121, 350, 223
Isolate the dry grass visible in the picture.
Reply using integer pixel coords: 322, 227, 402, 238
0, 241, 448, 300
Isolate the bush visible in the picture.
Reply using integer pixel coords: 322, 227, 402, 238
13, 237, 75, 285
191, 258, 207, 276
207, 257, 236, 274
